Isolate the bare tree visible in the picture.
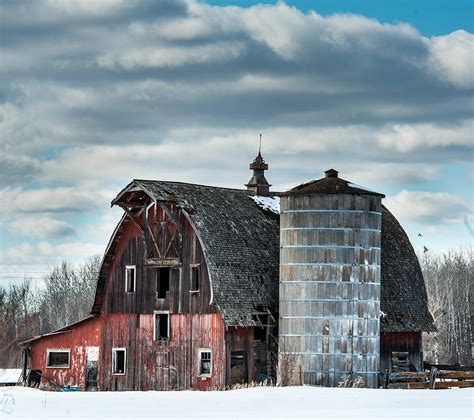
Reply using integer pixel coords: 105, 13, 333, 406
277, 344, 303, 386
421, 249, 473, 365
38, 255, 100, 333
0, 255, 101, 368
0, 279, 37, 368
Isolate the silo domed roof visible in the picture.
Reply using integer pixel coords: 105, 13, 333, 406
281, 169, 385, 197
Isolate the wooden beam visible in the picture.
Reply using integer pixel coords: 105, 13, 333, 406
158, 202, 182, 234
163, 227, 178, 259
147, 225, 162, 259
145, 258, 181, 267
118, 204, 144, 232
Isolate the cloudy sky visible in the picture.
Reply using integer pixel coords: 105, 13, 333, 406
0, 0, 473, 288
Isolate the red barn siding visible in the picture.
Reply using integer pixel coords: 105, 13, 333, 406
27, 201, 230, 391
98, 313, 225, 391
29, 317, 101, 389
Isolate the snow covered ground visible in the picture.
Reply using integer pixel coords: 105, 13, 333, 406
1, 386, 472, 420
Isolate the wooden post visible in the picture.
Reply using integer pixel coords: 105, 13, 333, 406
429, 367, 438, 389
383, 369, 389, 389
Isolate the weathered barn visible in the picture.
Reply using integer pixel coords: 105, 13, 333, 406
20, 152, 434, 390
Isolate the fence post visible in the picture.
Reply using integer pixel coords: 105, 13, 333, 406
383, 369, 389, 389
429, 367, 438, 389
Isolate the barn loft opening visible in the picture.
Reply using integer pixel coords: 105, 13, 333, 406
112, 348, 126, 375
156, 268, 170, 299
154, 312, 170, 341
125, 265, 136, 293
190, 265, 200, 292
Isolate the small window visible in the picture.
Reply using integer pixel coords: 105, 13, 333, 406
125, 265, 136, 293
154, 311, 170, 341
112, 348, 126, 375
46, 349, 70, 368
198, 348, 212, 377
191, 266, 200, 292
156, 268, 170, 299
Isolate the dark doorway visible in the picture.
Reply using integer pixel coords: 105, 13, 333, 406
230, 351, 247, 385
85, 346, 99, 391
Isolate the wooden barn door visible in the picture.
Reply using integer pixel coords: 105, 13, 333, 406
85, 346, 99, 391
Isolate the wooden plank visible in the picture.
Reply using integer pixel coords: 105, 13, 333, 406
390, 372, 429, 380
407, 382, 430, 389
437, 370, 474, 380
145, 258, 181, 267
433, 381, 474, 389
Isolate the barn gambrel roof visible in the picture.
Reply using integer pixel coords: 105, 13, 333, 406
380, 206, 435, 332
92, 180, 434, 331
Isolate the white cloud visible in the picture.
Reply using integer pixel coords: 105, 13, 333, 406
0, 151, 41, 186
429, 30, 474, 89
385, 190, 471, 224
130, 16, 217, 40
97, 42, 245, 70
47, 0, 132, 16
37, 122, 466, 191
0, 187, 109, 214
81, 208, 123, 243
0, 101, 75, 153
8, 217, 76, 239
376, 120, 473, 152
0, 241, 104, 265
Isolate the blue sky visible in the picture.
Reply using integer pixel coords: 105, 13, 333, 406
0, 0, 472, 287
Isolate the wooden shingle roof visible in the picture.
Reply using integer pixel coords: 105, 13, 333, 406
380, 206, 435, 332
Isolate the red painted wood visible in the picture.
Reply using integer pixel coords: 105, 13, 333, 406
28, 201, 229, 391
29, 317, 101, 389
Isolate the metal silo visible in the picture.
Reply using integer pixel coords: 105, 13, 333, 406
279, 169, 384, 388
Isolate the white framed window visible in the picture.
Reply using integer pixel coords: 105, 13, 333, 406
153, 311, 170, 341
198, 348, 212, 377
112, 348, 126, 375
125, 265, 136, 293
46, 349, 70, 368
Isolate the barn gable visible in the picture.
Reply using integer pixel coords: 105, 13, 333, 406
92, 180, 280, 326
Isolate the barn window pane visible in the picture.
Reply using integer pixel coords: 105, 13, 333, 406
112, 348, 126, 375
125, 265, 136, 293
46, 350, 70, 368
198, 349, 212, 376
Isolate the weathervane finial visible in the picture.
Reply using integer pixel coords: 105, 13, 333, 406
259, 133, 262, 155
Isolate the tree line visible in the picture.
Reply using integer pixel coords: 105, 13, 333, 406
1, 250, 472, 369
0, 256, 100, 368
420, 249, 473, 366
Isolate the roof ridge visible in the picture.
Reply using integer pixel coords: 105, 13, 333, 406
133, 179, 250, 192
